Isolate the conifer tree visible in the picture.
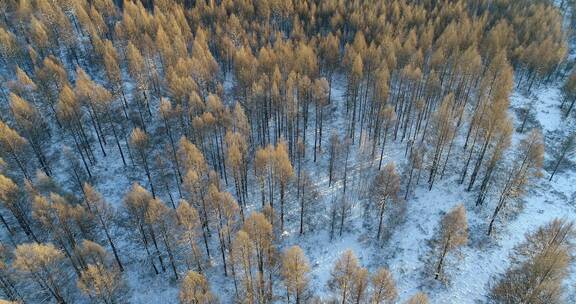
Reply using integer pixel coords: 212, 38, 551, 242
491, 219, 574, 304
488, 129, 544, 236
370, 268, 397, 304
273, 141, 293, 232
9, 93, 52, 175
329, 249, 360, 304
176, 200, 204, 273
13, 243, 69, 304
76, 241, 124, 304
179, 270, 215, 304
371, 162, 401, 242
123, 183, 162, 274
548, 133, 575, 181
0, 244, 22, 302
0, 173, 37, 241
561, 69, 576, 117
0, 121, 31, 179
433, 204, 468, 281
130, 128, 156, 198
243, 212, 275, 300
405, 292, 429, 304
83, 183, 123, 271
282, 246, 310, 304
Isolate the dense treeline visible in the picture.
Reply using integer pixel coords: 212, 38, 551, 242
0, 0, 574, 302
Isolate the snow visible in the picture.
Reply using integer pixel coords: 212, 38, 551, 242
126, 75, 576, 303
5, 31, 576, 304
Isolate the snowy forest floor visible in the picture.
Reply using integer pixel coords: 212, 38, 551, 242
56, 68, 575, 304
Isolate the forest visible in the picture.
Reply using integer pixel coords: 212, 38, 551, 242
0, 0, 576, 303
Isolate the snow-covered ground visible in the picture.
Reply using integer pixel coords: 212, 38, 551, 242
72, 72, 572, 303
39, 67, 571, 303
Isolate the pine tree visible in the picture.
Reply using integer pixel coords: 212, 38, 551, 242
433, 204, 468, 281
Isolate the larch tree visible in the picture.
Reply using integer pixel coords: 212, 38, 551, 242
328, 132, 341, 186
371, 162, 401, 242
329, 249, 360, 304
433, 204, 468, 281
488, 129, 544, 236
231, 230, 256, 303
83, 183, 123, 271
76, 241, 124, 304
126, 42, 151, 116
350, 267, 369, 304
77, 262, 124, 304
57, 84, 95, 177
377, 105, 397, 170
242, 212, 275, 303
31, 193, 92, 277
561, 68, 576, 117
299, 170, 320, 235
123, 183, 162, 275
0, 173, 37, 242
146, 198, 180, 280
0, 244, 22, 302
548, 133, 575, 182
179, 270, 215, 304
176, 200, 205, 273
35, 56, 69, 127
9, 93, 52, 176
13, 243, 69, 304
129, 128, 156, 198
254, 145, 273, 209
273, 141, 294, 232
490, 219, 574, 304
312, 77, 329, 162
281, 245, 310, 304
405, 292, 429, 304
0, 121, 31, 180
75, 67, 109, 157
370, 268, 397, 304
427, 94, 457, 190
